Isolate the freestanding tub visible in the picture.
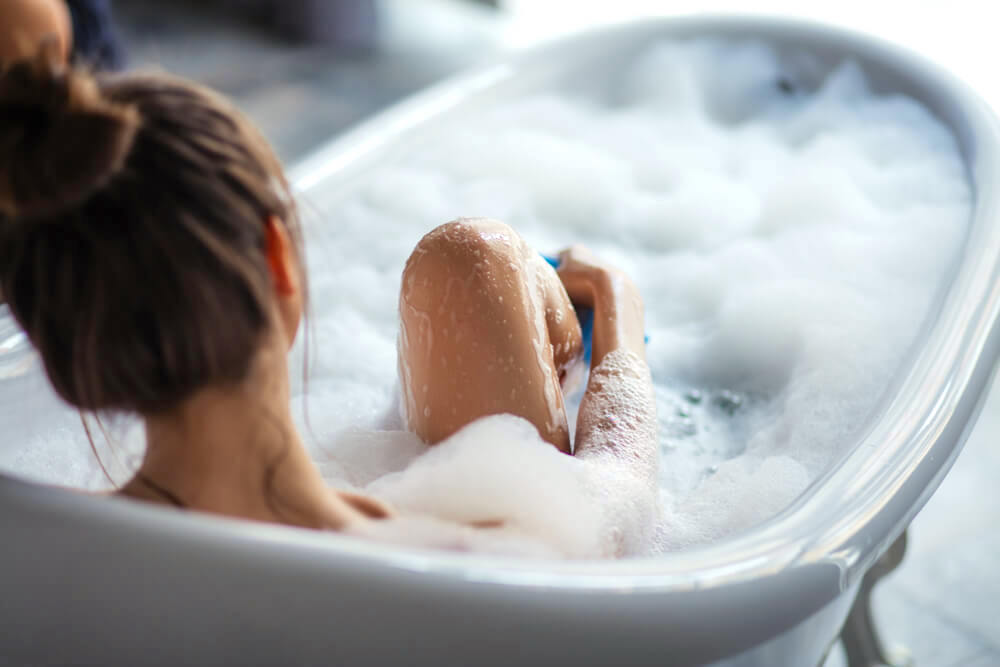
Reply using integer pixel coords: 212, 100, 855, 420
2, 15, 999, 667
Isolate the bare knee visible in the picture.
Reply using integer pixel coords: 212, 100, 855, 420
403, 218, 523, 282
420, 217, 521, 253
400, 218, 530, 313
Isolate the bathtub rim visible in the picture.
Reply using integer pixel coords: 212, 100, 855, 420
2, 13, 998, 596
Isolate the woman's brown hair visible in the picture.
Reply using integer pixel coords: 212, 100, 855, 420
0, 48, 301, 415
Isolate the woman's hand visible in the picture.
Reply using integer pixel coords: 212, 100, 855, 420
555, 245, 646, 367
554, 244, 619, 307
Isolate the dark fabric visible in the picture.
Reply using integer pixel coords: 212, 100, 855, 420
66, 0, 126, 70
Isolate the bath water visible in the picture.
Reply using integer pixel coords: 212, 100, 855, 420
0, 40, 972, 557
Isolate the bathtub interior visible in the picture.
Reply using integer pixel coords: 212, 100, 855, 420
0, 16, 995, 583
286, 16, 987, 556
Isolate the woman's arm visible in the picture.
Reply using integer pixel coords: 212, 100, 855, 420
557, 247, 658, 483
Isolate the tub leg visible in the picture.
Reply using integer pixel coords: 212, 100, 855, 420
839, 530, 913, 667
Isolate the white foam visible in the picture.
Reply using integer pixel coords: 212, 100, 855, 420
0, 39, 972, 559
303, 39, 969, 557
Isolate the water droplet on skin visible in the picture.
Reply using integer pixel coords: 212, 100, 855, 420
423, 407, 431, 418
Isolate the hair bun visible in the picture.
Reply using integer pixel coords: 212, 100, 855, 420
0, 46, 139, 220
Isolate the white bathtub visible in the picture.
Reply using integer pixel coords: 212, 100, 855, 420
2, 15, 999, 667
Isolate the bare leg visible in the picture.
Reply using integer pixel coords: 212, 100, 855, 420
398, 218, 583, 452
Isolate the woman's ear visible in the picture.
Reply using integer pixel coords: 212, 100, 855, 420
265, 215, 298, 295
265, 215, 302, 345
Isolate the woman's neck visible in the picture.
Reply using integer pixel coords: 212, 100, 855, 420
125, 341, 363, 530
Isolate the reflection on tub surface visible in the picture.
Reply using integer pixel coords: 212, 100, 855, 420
0, 38, 972, 558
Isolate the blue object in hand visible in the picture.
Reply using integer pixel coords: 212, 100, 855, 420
542, 254, 649, 365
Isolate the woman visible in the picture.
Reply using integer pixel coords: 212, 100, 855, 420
0, 50, 657, 555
